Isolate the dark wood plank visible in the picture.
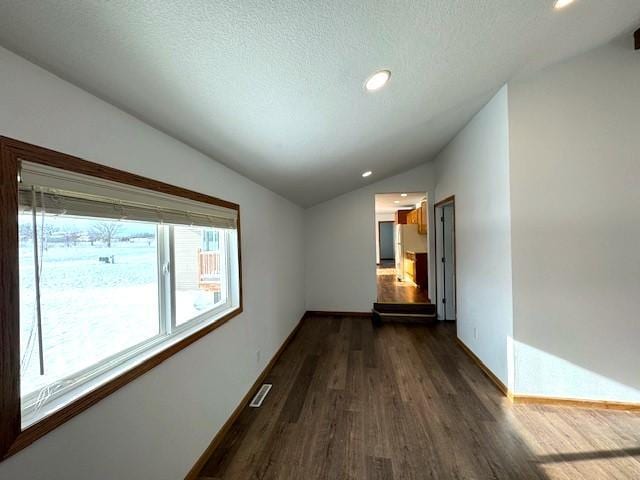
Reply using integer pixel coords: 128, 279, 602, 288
194, 316, 640, 479
366, 456, 394, 480
349, 317, 362, 351
361, 318, 377, 369
198, 408, 259, 479
281, 354, 319, 424
376, 268, 430, 303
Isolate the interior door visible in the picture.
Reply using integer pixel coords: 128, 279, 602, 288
442, 204, 456, 320
379, 221, 395, 260
436, 208, 445, 318
436, 202, 456, 320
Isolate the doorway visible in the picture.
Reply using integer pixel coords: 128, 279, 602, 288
374, 193, 430, 304
378, 221, 395, 265
435, 196, 456, 320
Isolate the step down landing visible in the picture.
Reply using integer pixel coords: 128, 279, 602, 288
372, 302, 436, 325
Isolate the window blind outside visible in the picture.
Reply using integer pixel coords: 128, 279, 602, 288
18, 161, 237, 229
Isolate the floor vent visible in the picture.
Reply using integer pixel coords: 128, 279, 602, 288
250, 383, 272, 408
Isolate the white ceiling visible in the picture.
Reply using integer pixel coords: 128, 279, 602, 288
0, 1, 638, 206
376, 193, 426, 215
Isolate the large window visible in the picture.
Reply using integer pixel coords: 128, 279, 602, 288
19, 215, 161, 407
173, 225, 228, 325
0, 138, 242, 459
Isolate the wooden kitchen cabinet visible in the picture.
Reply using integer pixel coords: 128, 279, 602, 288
395, 209, 411, 224
397, 205, 426, 234
404, 256, 415, 282
417, 200, 428, 235
402, 206, 426, 231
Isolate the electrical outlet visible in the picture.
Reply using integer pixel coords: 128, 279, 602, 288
474, 327, 478, 340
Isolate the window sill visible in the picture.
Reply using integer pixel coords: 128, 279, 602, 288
6, 305, 242, 459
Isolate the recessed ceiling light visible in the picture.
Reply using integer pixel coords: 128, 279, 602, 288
362, 170, 372, 178
364, 70, 391, 92
394, 200, 400, 204
554, 0, 576, 9
400, 193, 408, 197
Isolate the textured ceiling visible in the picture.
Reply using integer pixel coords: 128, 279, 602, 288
0, 1, 639, 206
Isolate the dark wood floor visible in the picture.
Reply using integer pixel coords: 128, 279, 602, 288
196, 316, 640, 479
377, 268, 430, 303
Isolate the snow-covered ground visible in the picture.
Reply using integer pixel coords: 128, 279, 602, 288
19, 238, 218, 398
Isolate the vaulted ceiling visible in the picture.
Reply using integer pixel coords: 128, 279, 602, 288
1, 1, 639, 206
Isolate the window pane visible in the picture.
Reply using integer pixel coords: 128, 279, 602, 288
174, 226, 227, 326
19, 213, 160, 401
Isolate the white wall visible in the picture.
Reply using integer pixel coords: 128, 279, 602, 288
509, 36, 640, 402
0, 46, 305, 479
305, 164, 437, 312
374, 212, 395, 264
433, 86, 514, 388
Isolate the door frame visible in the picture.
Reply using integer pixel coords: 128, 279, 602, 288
434, 196, 457, 321
377, 220, 395, 263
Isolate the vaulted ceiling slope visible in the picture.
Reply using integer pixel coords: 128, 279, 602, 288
0, 1, 638, 206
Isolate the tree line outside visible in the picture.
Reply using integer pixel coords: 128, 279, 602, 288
19, 221, 154, 248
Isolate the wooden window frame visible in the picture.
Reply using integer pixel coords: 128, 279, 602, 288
0, 137, 243, 460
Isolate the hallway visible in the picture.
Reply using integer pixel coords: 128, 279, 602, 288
195, 316, 640, 479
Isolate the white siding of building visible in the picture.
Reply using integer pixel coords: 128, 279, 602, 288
174, 227, 201, 290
